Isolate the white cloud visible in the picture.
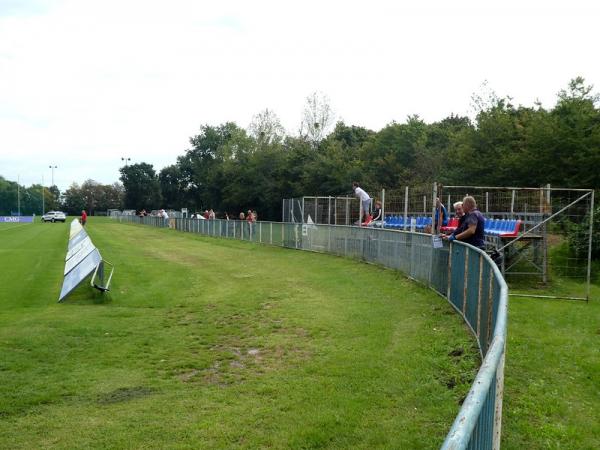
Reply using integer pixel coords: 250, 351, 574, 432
0, 0, 599, 189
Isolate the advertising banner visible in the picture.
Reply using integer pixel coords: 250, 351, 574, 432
1, 216, 34, 223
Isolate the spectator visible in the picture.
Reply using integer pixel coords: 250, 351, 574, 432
369, 200, 382, 224
453, 201, 464, 219
209, 209, 215, 220
203, 210, 210, 220
453, 201, 466, 228
225, 212, 230, 221
81, 210, 87, 226
352, 181, 371, 223
246, 209, 254, 237
443, 196, 485, 249
239, 212, 245, 220
251, 210, 258, 222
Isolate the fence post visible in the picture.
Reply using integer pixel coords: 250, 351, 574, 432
493, 350, 506, 450
334, 198, 337, 225
432, 182, 438, 235
381, 188, 385, 227
346, 198, 349, 225
477, 253, 483, 337
404, 186, 409, 230
463, 249, 469, 314
447, 242, 453, 298
302, 198, 305, 223
586, 190, 594, 301
510, 190, 515, 216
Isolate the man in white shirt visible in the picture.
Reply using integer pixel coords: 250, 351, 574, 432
352, 182, 371, 224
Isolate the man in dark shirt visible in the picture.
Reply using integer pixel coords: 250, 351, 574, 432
443, 196, 485, 249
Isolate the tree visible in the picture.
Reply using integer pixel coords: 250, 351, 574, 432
299, 91, 335, 147
63, 183, 86, 215
179, 123, 252, 211
159, 165, 186, 210
119, 163, 162, 210
249, 108, 286, 146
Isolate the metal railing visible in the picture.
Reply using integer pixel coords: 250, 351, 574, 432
115, 215, 508, 450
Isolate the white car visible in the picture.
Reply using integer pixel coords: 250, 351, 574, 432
42, 211, 67, 223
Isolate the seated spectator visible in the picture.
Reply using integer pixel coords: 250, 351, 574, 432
443, 196, 485, 249
371, 201, 382, 222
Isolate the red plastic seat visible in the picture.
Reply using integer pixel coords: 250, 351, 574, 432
500, 220, 521, 238
440, 217, 459, 232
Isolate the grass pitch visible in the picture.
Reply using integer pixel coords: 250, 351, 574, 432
0, 219, 478, 449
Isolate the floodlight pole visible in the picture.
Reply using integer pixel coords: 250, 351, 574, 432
49, 165, 57, 187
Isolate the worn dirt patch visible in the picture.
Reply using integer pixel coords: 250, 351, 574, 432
97, 386, 155, 404
178, 369, 201, 382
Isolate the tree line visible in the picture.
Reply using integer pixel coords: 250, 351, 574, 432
0, 178, 123, 216
119, 77, 600, 220
2, 77, 598, 221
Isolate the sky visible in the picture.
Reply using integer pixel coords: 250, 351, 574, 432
1, 0, 599, 191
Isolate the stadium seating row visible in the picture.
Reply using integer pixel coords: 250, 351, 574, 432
384, 215, 521, 238
484, 219, 521, 238
384, 215, 432, 229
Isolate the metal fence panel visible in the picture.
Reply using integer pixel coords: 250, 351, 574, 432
114, 214, 508, 450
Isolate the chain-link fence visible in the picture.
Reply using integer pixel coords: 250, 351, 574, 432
283, 197, 359, 225
285, 184, 594, 301
441, 185, 594, 300
115, 214, 508, 450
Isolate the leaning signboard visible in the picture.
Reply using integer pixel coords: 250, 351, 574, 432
58, 219, 113, 302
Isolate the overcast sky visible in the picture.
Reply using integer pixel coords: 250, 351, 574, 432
1, 0, 599, 191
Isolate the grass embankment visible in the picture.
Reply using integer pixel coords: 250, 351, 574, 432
0, 219, 478, 449
502, 291, 600, 449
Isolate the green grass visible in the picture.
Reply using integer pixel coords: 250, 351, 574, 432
0, 219, 479, 449
502, 293, 600, 449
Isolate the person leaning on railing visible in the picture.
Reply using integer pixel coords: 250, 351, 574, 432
442, 196, 486, 250
352, 181, 371, 224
